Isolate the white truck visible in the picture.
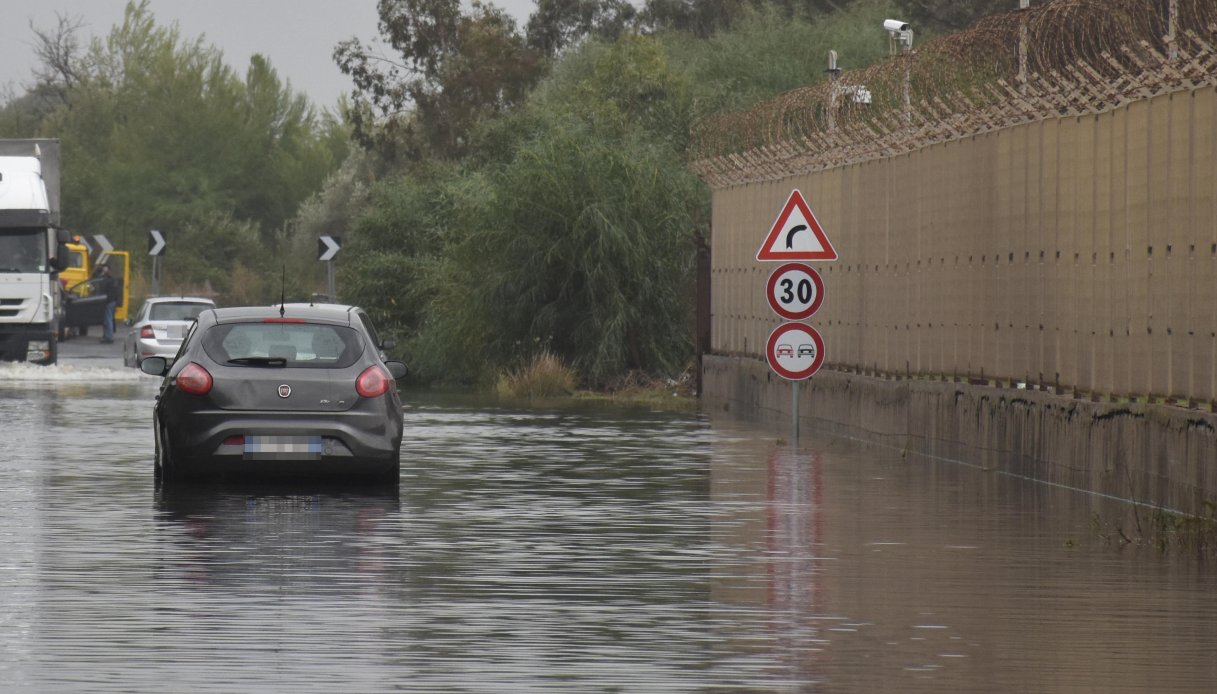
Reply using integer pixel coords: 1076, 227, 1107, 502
0, 139, 71, 365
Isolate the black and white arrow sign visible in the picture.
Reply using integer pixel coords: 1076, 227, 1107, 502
318, 235, 341, 262
148, 229, 166, 256
92, 234, 113, 253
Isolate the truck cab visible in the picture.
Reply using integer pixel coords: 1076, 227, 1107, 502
63, 249, 131, 332
0, 145, 69, 364
59, 240, 90, 291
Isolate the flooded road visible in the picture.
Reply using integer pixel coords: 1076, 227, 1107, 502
1, 354, 1216, 692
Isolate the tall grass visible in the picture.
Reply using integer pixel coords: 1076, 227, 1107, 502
497, 351, 578, 398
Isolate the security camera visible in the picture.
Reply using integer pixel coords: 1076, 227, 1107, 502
884, 19, 910, 32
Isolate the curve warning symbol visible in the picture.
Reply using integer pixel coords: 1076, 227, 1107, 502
756, 189, 837, 262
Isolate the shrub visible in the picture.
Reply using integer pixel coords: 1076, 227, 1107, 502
497, 351, 578, 398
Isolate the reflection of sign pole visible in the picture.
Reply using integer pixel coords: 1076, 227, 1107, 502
148, 229, 166, 296
318, 235, 341, 300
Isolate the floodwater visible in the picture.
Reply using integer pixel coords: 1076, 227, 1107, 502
1, 360, 1215, 693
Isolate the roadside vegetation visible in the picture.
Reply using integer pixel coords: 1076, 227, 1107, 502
0, 0, 1005, 391
497, 351, 577, 399
0, 1, 346, 304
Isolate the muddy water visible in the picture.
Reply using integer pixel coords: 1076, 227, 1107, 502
0, 362, 1214, 692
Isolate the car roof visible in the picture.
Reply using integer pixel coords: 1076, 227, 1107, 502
210, 303, 359, 326
144, 296, 215, 305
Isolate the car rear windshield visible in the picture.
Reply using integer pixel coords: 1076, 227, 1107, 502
201, 321, 364, 369
150, 302, 212, 322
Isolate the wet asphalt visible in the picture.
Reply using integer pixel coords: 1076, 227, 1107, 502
59, 326, 127, 369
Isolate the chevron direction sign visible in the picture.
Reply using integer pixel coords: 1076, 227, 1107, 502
318, 235, 341, 262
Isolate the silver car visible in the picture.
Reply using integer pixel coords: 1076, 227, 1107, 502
123, 297, 216, 367
140, 303, 407, 482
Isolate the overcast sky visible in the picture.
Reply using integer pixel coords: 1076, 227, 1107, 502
0, 0, 539, 110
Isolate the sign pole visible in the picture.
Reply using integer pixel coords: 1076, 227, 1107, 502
318, 235, 341, 300
148, 229, 166, 296
792, 381, 800, 445
758, 189, 837, 449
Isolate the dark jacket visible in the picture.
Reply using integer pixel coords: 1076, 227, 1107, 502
98, 273, 119, 302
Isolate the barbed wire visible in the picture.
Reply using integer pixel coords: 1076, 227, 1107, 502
690, 0, 1217, 187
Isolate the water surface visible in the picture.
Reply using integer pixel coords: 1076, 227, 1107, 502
0, 365, 1214, 692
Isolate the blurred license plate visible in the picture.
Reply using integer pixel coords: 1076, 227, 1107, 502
166, 326, 184, 338
244, 435, 322, 460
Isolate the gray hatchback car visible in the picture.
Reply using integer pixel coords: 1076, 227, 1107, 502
141, 303, 408, 482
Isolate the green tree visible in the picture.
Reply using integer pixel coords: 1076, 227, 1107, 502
334, 0, 545, 159
333, 0, 908, 386
525, 0, 638, 55
18, 1, 342, 301
641, 0, 752, 36
350, 35, 705, 385
460, 126, 705, 383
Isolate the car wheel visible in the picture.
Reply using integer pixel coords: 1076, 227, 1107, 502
153, 418, 163, 479
376, 444, 401, 485
155, 419, 179, 482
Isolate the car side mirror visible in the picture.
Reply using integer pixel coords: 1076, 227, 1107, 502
384, 360, 408, 380
140, 357, 168, 376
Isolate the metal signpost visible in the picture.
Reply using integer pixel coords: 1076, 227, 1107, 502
757, 190, 838, 445
318, 235, 341, 300
148, 229, 166, 296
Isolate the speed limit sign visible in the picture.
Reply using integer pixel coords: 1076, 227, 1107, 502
765, 262, 825, 320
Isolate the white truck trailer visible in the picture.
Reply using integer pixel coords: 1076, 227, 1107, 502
0, 139, 71, 365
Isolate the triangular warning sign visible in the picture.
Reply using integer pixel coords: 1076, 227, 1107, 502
756, 189, 837, 261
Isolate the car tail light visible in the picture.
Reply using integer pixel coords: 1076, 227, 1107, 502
356, 365, 392, 398
177, 362, 213, 395
140, 326, 154, 339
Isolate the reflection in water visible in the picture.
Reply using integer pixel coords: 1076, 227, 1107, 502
0, 383, 1215, 692
155, 483, 401, 588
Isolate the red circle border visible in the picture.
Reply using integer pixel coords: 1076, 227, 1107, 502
765, 323, 825, 380
765, 263, 825, 320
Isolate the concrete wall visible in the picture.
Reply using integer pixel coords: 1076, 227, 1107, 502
703, 354, 1217, 513
702, 86, 1217, 512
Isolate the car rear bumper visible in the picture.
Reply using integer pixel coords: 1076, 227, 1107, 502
136, 337, 183, 360
162, 408, 403, 479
